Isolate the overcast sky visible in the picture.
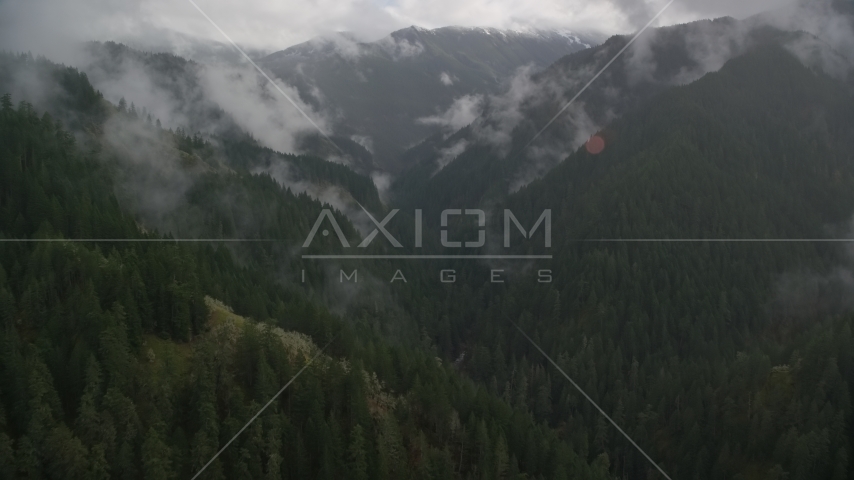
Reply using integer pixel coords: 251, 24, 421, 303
0, 0, 794, 59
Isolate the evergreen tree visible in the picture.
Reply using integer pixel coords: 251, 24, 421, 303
348, 424, 368, 480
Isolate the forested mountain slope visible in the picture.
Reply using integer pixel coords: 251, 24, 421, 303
0, 55, 607, 478
410, 45, 854, 479
4, 5, 854, 479
392, 8, 851, 211
79, 42, 377, 174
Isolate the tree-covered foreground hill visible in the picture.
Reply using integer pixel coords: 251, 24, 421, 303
0, 56, 612, 479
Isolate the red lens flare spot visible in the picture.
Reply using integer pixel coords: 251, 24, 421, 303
585, 135, 606, 155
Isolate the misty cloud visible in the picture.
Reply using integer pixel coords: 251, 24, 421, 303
0, 57, 82, 121
765, 0, 854, 79
417, 94, 484, 132
0, 0, 797, 63
508, 102, 599, 192
291, 33, 370, 61
74, 43, 333, 157
253, 159, 376, 236
100, 115, 202, 234
200, 64, 330, 153
377, 35, 425, 59
436, 0, 853, 191
371, 171, 394, 203
772, 268, 854, 320
78, 47, 195, 131
469, 65, 561, 152
350, 135, 375, 154
436, 140, 469, 171
771, 215, 854, 321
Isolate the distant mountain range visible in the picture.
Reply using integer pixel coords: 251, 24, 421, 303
391, 2, 854, 210
6, 3, 854, 479
259, 26, 602, 171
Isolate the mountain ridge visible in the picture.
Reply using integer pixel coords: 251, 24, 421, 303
264, 25, 600, 61
260, 25, 601, 171
390, 11, 854, 210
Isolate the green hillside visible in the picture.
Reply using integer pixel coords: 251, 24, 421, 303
4, 6, 854, 478
0, 58, 603, 479
408, 46, 854, 479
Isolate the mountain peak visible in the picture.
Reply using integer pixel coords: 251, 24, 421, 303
381, 25, 601, 51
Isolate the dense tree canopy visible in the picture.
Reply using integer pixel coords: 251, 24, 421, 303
2, 30, 854, 480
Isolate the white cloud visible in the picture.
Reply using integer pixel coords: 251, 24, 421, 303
439, 71, 456, 86
303, 33, 367, 60
469, 65, 556, 152
417, 94, 484, 131
370, 171, 393, 202
200, 64, 329, 153
436, 140, 468, 170
350, 135, 374, 153
255, 159, 377, 235
0, 0, 796, 62
377, 35, 425, 59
